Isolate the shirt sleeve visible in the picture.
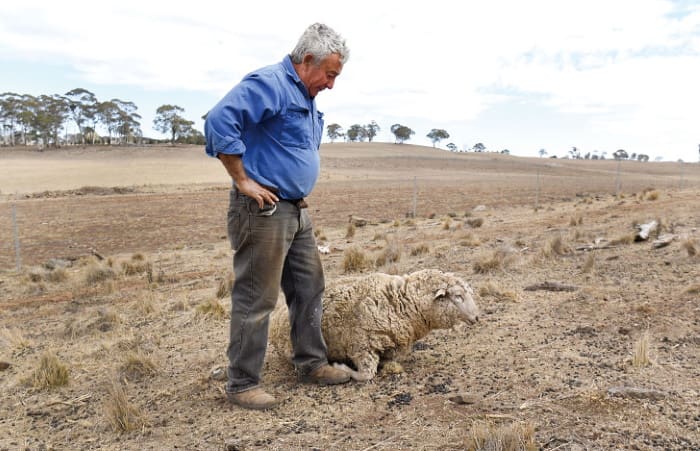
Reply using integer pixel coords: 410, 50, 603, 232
204, 73, 283, 158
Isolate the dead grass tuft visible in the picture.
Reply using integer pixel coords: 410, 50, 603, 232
478, 281, 519, 302
216, 273, 234, 299
120, 351, 158, 380
343, 246, 371, 272
539, 235, 572, 259
466, 421, 538, 451
682, 283, 700, 296
569, 214, 583, 226
314, 227, 327, 241
0, 327, 33, 351
85, 264, 116, 285
65, 308, 121, 338
195, 299, 228, 320
346, 222, 356, 238
681, 239, 697, 257
104, 380, 147, 433
410, 243, 430, 256
29, 352, 69, 389
131, 253, 145, 261
466, 217, 484, 228
632, 332, 652, 367
375, 238, 402, 267
122, 260, 152, 276
458, 231, 481, 247
474, 247, 518, 274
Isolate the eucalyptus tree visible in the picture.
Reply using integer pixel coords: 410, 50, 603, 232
153, 104, 194, 144
0, 92, 22, 146
365, 120, 380, 142
97, 100, 122, 145
347, 124, 368, 142
426, 128, 449, 147
112, 99, 141, 144
390, 123, 414, 144
326, 123, 343, 142
65, 88, 97, 145
31, 94, 70, 147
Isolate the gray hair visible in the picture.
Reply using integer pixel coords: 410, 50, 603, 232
290, 23, 350, 65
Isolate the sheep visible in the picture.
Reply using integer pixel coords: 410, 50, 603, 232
269, 269, 480, 381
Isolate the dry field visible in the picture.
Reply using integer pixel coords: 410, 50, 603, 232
0, 144, 699, 450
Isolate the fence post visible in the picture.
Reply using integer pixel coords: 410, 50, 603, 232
678, 161, 684, 189
615, 159, 622, 196
535, 167, 541, 210
412, 176, 417, 218
12, 203, 21, 271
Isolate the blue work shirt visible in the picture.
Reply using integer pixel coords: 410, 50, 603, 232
204, 55, 324, 200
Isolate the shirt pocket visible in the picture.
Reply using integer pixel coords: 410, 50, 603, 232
279, 103, 312, 148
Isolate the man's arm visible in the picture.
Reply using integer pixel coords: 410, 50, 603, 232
218, 154, 279, 208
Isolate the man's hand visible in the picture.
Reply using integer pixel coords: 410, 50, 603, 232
236, 178, 279, 208
218, 153, 279, 208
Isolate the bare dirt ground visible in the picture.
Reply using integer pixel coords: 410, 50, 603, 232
1, 144, 698, 450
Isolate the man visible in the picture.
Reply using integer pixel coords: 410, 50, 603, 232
204, 23, 351, 410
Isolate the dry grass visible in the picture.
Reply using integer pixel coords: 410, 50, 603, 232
474, 247, 518, 274
632, 332, 652, 367
682, 283, 700, 296
195, 299, 228, 320
466, 217, 484, 228
375, 238, 402, 267
215, 273, 234, 299
65, 308, 121, 338
540, 235, 572, 259
103, 380, 147, 433
119, 351, 158, 380
0, 327, 33, 351
569, 214, 583, 226
681, 239, 697, 257
478, 281, 519, 302
410, 243, 430, 256
85, 264, 117, 285
466, 421, 538, 451
121, 260, 152, 276
345, 222, 356, 238
443, 217, 452, 230
29, 352, 69, 389
343, 246, 371, 272
458, 231, 481, 247
582, 252, 595, 273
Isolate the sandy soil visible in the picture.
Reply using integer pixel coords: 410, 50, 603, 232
0, 144, 698, 450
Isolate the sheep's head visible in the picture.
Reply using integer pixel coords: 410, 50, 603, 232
432, 275, 480, 327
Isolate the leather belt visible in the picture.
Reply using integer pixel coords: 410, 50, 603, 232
235, 184, 308, 209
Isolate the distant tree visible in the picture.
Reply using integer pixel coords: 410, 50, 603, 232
637, 154, 649, 162
153, 104, 194, 145
569, 146, 581, 159
347, 124, 368, 142
500, 149, 510, 155
584, 152, 590, 160
365, 120, 380, 142
326, 123, 343, 142
472, 142, 485, 152
32, 94, 70, 147
390, 124, 414, 144
600, 151, 607, 160
0, 92, 23, 146
426, 128, 450, 147
654, 156, 663, 162
64, 88, 97, 145
446, 143, 457, 152
630, 152, 637, 160
97, 100, 122, 145
538, 148, 547, 158
613, 149, 628, 160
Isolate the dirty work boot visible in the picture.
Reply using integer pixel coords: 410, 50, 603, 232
227, 388, 279, 410
302, 364, 351, 386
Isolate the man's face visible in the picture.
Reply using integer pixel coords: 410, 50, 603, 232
298, 53, 343, 98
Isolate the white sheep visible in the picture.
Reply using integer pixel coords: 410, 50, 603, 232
269, 269, 480, 381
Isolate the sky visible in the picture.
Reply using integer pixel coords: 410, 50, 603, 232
1, 0, 699, 161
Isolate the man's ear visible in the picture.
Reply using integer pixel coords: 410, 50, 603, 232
303, 54, 315, 65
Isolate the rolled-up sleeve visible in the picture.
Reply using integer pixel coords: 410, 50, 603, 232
204, 74, 282, 158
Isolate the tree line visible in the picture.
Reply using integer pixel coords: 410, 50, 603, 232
327, 121, 452, 148
0, 90, 204, 148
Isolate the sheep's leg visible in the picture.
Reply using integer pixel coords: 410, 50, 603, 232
335, 351, 380, 382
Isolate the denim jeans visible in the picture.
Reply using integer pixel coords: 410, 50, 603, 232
225, 189, 328, 393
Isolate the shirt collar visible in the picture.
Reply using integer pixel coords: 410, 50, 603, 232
282, 55, 311, 99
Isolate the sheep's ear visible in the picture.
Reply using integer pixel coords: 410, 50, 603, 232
433, 287, 446, 300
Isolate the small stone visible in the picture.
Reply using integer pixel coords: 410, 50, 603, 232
448, 394, 479, 405
210, 366, 227, 381
0, 361, 10, 371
